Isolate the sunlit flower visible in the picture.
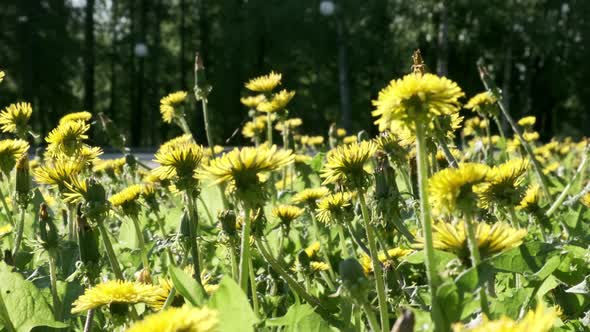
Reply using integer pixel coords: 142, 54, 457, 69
59, 111, 93, 124
0, 71, 4, 83
0, 224, 12, 239
272, 205, 304, 226
93, 157, 127, 177
0, 139, 29, 176
580, 193, 590, 208
360, 247, 412, 275
336, 128, 347, 137
464, 91, 498, 116
300, 135, 324, 148
79, 146, 104, 166
125, 306, 218, 332
198, 145, 293, 202
152, 142, 204, 191
160, 91, 188, 123
245, 71, 282, 92
517, 116, 536, 128
242, 118, 266, 139
45, 120, 90, 157
429, 163, 490, 216
342, 135, 357, 144
0, 102, 32, 135
110, 184, 143, 216
304, 241, 321, 259
517, 184, 542, 213
257, 90, 295, 113
321, 141, 378, 187
415, 221, 527, 260
453, 302, 556, 332
291, 187, 330, 206
462, 117, 488, 137
275, 118, 303, 132
240, 94, 266, 108
372, 73, 464, 131
474, 159, 529, 209
71, 280, 168, 314
310, 261, 330, 272
34, 159, 83, 190
315, 191, 354, 224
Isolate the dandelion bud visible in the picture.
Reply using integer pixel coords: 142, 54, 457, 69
180, 210, 191, 240
125, 154, 137, 170
85, 179, 110, 219
135, 268, 152, 284
77, 207, 100, 267
38, 203, 59, 250
194, 52, 212, 101
15, 155, 31, 208
218, 210, 237, 237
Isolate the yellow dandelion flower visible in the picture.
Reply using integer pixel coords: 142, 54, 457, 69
473, 159, 529, 209
517, 116, 536, 128
257, 89, 295, 113
464, 91, 498, 116
360, 247, 412, 275
34, 159, 83, 189
310, 261, 330, 272
295, 154, 312, 164
542, 161, 560, 175
0, 71, 4, 83
240, 94, 266, 108
429, 163, 490, 216
0, 224, 13, 239
291, 187, 330, 206
321, 141, 378, 186
71, 280, 168, 314
336, 128, 347, 137
93, 157, 127, 176
462, 117, 489, 137
272, 205, 304, 225
198, 145, 293, 189
160, 91, 188, 123
79, 146, 103, 165
416, 221, 527, 260
126, 306, 218, 332
152, 142, 204, 188
580, 193, 590, 208
45, 120, 90, 157
245, 71, 282, 92
0, 139, 29, 176
0, 102, 32, 135
372, 72, 464, 132
300, 135, 325, 147
453, 302, 556, 332
342, 135, 357, 144
315, 191, 354, 224
304, 241, 321, 259
59, 111, 92, 124
62, 176, 88, 204
275, 118, 303, 132
242, 120, 266, 139
517, 184, 541, 212
110, 184, 143, 216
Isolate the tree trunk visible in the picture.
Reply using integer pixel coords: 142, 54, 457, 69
436, 0, 449, 76
84, 0, 95, 112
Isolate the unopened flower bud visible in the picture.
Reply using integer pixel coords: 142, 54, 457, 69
135, 268, 152, 284
218, 210, 237, 237
15, 155, 31, 208
77, 206, 100, 267
38, 203, 59, 250
194, 53, 212, 101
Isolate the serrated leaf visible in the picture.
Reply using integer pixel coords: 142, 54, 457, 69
0, 262, 67, 331
169, 266, 207, 306
208, 276, 257, 332
266, 303, 332, 332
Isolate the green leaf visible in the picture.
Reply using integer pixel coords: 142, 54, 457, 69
536, 275, 560, 299
169, 266, 207, 306
266, 303, 333, 332
309, 153, 325, 173
488, 241, 557, 274
118, 220, 139, 249
534, 255, 561, 280
490, 287, 534, 319
565, 276, 590, 295
436, 281, 461, 323
0, 262, 67, 331
208, 276, 257, 332
402, 249, 457, 272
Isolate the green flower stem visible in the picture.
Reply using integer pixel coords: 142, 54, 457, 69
338, 225, 348, 256
463, 213, 490, 317
161, 288, 177, 311
83, 309, 94, 332
0, 187, 15, 226
96, 219, 124, 280
12, 207, 26, 259
0, 291, 16, 332
201, 98, 216, 157
436, 135, 458, 168
238, 205, 252, 292
320, 271, 336, 290
414, 121, 447, 332
177, 116, 193, 138
186, 195, 202, 284
361, 302, 381, 332
478, 64, 550, 197
282, 126, 290, 189
356, 187, 389, 332
254, 238, 345, 329
248, 258, 260, 316
492, 116, 509, 162
228, 238, 239, 280
48, 251, 62, 321
154, 212, 175, 264
197, 196, 214, 224
507, 206, 520, 229
546, 145, 590, 217
130, 215, 150, 272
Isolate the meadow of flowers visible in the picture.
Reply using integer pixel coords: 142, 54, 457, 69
0, 50, 589, 332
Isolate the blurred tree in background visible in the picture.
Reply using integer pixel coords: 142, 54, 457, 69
0, 0, 589, 147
